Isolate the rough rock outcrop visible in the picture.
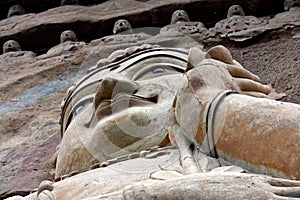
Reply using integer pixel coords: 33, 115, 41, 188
0, 0, 284, 54
0, 0, 108, 20
0, 0, 299, 199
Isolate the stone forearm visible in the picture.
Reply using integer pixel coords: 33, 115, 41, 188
212, 94, 300, 180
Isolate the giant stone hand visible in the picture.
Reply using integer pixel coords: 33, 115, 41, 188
172, 45, 300, 180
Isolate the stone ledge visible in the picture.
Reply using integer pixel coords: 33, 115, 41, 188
0, 0, 284, 54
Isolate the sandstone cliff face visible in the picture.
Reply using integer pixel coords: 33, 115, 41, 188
0, 0, 299, 198
0, 0, 284, 55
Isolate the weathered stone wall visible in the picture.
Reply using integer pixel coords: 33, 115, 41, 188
0, 0, 284, 54
0, 0, 107, 20
1, 0, 299, 198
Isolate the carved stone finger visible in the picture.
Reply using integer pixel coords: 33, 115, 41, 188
205, 45, 234, 64
228, 64, 260, 82
272, 186, 300, 198
233, 77, 271, 94
267, 177, 300, 187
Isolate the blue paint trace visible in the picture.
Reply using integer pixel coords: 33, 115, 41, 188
0, 68, 85, 120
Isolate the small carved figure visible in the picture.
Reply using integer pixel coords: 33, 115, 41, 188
171, 10, 190, 24
7, 4, 25, 18
60, 30, 78, 43
3, 40, 21, 53
209, 5, 268, 39
61, 0, 79, 6
227, 5, 245, 18
113, 19, 133, 34
284, 0, 300, 11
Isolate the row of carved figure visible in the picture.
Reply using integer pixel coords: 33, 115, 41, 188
6, 0, 300, 19
3, 1, 300, 54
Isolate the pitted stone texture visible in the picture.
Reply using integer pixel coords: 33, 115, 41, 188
209, 15, 269, 38
208, 7, 300, 42
160, 22, 208, 41
7, 5, 25, 18
3, 40, 21, 53
113, 19, 133, 34
284, 0, 300, 11
208, 4, 269, 40
170, 10, 190, 24
60, 30, 78, 43
227, 5, 245, 18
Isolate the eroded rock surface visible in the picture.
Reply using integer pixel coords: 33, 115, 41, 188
1, 0, 300, 199
0, 0, 284, 54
